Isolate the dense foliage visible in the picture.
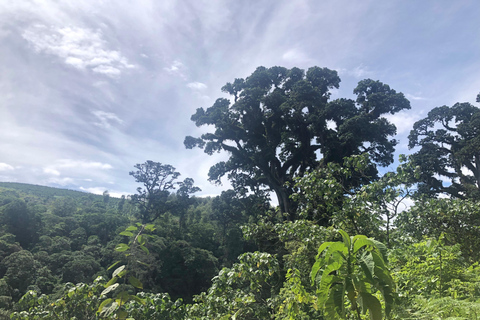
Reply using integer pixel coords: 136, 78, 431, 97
185, 66, 410, 219
1, 67, 480, 319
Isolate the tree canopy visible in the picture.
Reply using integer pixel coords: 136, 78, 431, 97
408, 96, 480, 199
185, 66, 410, 219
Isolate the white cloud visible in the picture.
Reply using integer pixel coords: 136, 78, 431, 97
22, 25, 134, 77
282, 48, 310, 64
164, 60, 186, 78
461, 166, 473, 176
44, 160, 113, 175
79, 186, 128, 198
350, 64, 373, 79
0, 163, 15, 171
43, 168, 60, 176
405, 93, 427, 101
48, 177, 74, 186
187, 82, 207, 90
92, 110, 124, 129
56, 159, 113, 170
385, 111, 420, 135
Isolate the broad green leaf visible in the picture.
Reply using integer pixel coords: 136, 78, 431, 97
359, 253, 375, 282
137, 235, 145, 246
316, 241, 334, 258
338, 229, 351, 250
358, 291, 382, 320
144, 224, 156, 232
353, 237, 374, 254
119, 231, 134, 237
105, 276, 118, 288
97, 298, 113, 313
101, 283, 119, 296
310, 260, 322, 284
112, 265, 126, 278
371, 239, 388, 262
115, 243, 129, 252
125, 226, 138, 232
116, 310, 128, 319
116, 290, 131, 305
324, 242, 348, 258
128, 276, 143, 289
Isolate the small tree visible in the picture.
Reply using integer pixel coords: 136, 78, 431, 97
311, 230, 396, 320
129, 161, 199, 224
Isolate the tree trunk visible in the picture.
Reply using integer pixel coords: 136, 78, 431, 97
273, 186, 296, 221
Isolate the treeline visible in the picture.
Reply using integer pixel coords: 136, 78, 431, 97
1, 65, 480, 319
0, 181, 264, 307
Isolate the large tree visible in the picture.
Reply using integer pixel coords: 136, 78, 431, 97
408, 96, 480, 199
185, 66, 410, 219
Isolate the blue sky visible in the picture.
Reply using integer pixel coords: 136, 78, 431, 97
0, 0, 479, 197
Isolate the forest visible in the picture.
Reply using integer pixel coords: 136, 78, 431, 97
1, 66, 480, 319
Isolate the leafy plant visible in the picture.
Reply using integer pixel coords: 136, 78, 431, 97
98, 223, 155, 319
311, 230, 395, 320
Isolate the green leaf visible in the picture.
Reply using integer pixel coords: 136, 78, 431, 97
132, 295, 146, 305
112, 265, 126, 278
115, 243, 129, 252
119, 231, 134, 237
101, 283, 119, 296
316, 241, 334, 258
128, 276, 143, 289
105, 276, 118, 288
97, 298, 113, 313
310, 260, 322, 284
338, 229, 351, 250
359, 253, 375, 282
116, 310, 128, 319
353, 237, 373, 254
140, 245, 149, 255
125, 226, 138, 232
116, 290, 131, 305
144, 224, 156, 232
358, 291, 382, 320
107, 261, 121, 271
99, 301, 118, 317
137, 235, 145, 246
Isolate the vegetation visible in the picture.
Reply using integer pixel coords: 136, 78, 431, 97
1, 66, 480, 319
185, 66, 410, 220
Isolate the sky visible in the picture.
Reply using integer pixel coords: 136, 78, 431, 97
0, 0, 479, 198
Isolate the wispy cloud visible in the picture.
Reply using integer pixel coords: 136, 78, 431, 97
48, 176, 74, 186
405, 93, 427, 101
164, 60, 187, 78
43, 168, 60, 176
43, 159, 113, 177
92, 110, 124, 129
187, 82, 207, 90
0, 163, 15, 171
22, 25, 134, 77
350, 64, 373, 79
282, 48, 310, 64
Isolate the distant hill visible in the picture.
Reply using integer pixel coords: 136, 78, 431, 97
0, 182, 107, 201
